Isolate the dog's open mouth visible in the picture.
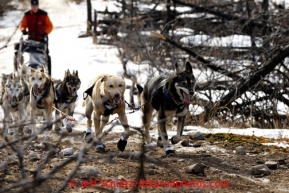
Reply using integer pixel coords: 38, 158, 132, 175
71, 89, 77, 97
181, 90, 190, 106
33, 85, 40, 95
113, 96, 123, 106
11, 97, 18, 103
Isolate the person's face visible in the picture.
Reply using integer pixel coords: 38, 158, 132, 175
31, 5, 39, 13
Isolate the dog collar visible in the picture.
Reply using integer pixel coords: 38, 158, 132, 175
16, 92, 24, 102
55, 89, 77, 104
11, 103, 18, 109
163, 87, 184, 106
6, 92, 24, 102
5, 95, 19, 108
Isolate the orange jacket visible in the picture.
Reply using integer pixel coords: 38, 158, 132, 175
20, 9, 53, 41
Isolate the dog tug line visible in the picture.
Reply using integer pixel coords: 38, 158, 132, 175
52, 106, 76, 122
52, 100, 143, 126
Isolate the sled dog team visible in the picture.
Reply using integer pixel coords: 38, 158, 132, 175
0, 62, 196, 155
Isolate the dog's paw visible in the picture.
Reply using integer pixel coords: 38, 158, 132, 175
66, 123, 72, 133
165, 146, 175, 156
117, 138, 127, 151
157, 137, 163, 148
166, 150, 176, 156
43, 132, 51, 140
146, 142, 155, 148
66, 127, 72, 133
84, 132, 93, 143
170, 136, 180, 145
8, 128, 14, 135
95, 144, 106, 154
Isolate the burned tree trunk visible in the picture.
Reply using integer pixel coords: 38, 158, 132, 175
86, 0, 92, 34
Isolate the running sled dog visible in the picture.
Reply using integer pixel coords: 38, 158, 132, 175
1, 73, 14, 105
1, 75, 29, 136
54, 70, 81, 133
83, 74, 130, 153
29, 66, 55, 136
137, 62, 196, 155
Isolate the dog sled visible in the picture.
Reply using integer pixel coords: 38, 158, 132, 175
14, 34, 50, 75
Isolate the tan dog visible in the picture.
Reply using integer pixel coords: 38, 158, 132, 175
83, 74, 130, 153
29, 66, 55, 137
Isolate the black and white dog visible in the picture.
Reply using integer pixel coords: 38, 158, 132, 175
54, 70, 81, 133
137, 62, 196, 155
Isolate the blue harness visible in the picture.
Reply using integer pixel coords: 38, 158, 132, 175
152, 86, 185, 113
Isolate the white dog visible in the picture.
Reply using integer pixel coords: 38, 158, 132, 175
1, 75, 29, 136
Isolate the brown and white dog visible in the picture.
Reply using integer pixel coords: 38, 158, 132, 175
83, 74, 130, 153
29, 66, 55, 137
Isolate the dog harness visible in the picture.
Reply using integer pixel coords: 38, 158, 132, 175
83, 83, 118, 117
32, 81, 53, 109
5, 91, 25, 109
83, 83, 121, 117
6, 92, 24, 102
152, 86, 185, 113
83, 83, 95, 100
101, 95, 121, 117
55, 82, 78, 105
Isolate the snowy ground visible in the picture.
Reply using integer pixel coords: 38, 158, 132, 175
0, 0, 289, 149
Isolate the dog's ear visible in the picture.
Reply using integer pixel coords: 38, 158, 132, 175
8, 74, 14, 81
20, 66, 26, 75
20, 76, 25, 82
2, 73, 6, 79
101, 75, 108, 82
40, 66, 45, 73
174, 63, 181, 75
185, 61, 193, 74
67, 69, 71, 76
9, 73, 14, 80
30, 68, 36, 73
118, 74, 124, 79
75, 70, 78, 77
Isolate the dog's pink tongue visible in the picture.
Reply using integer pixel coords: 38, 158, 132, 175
114, 97, 122, 106
33, 86, 39, 95
72, 90, 77, 96
183, 92, 190, 106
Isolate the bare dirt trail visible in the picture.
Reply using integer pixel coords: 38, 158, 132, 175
1, 128, 288, 193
